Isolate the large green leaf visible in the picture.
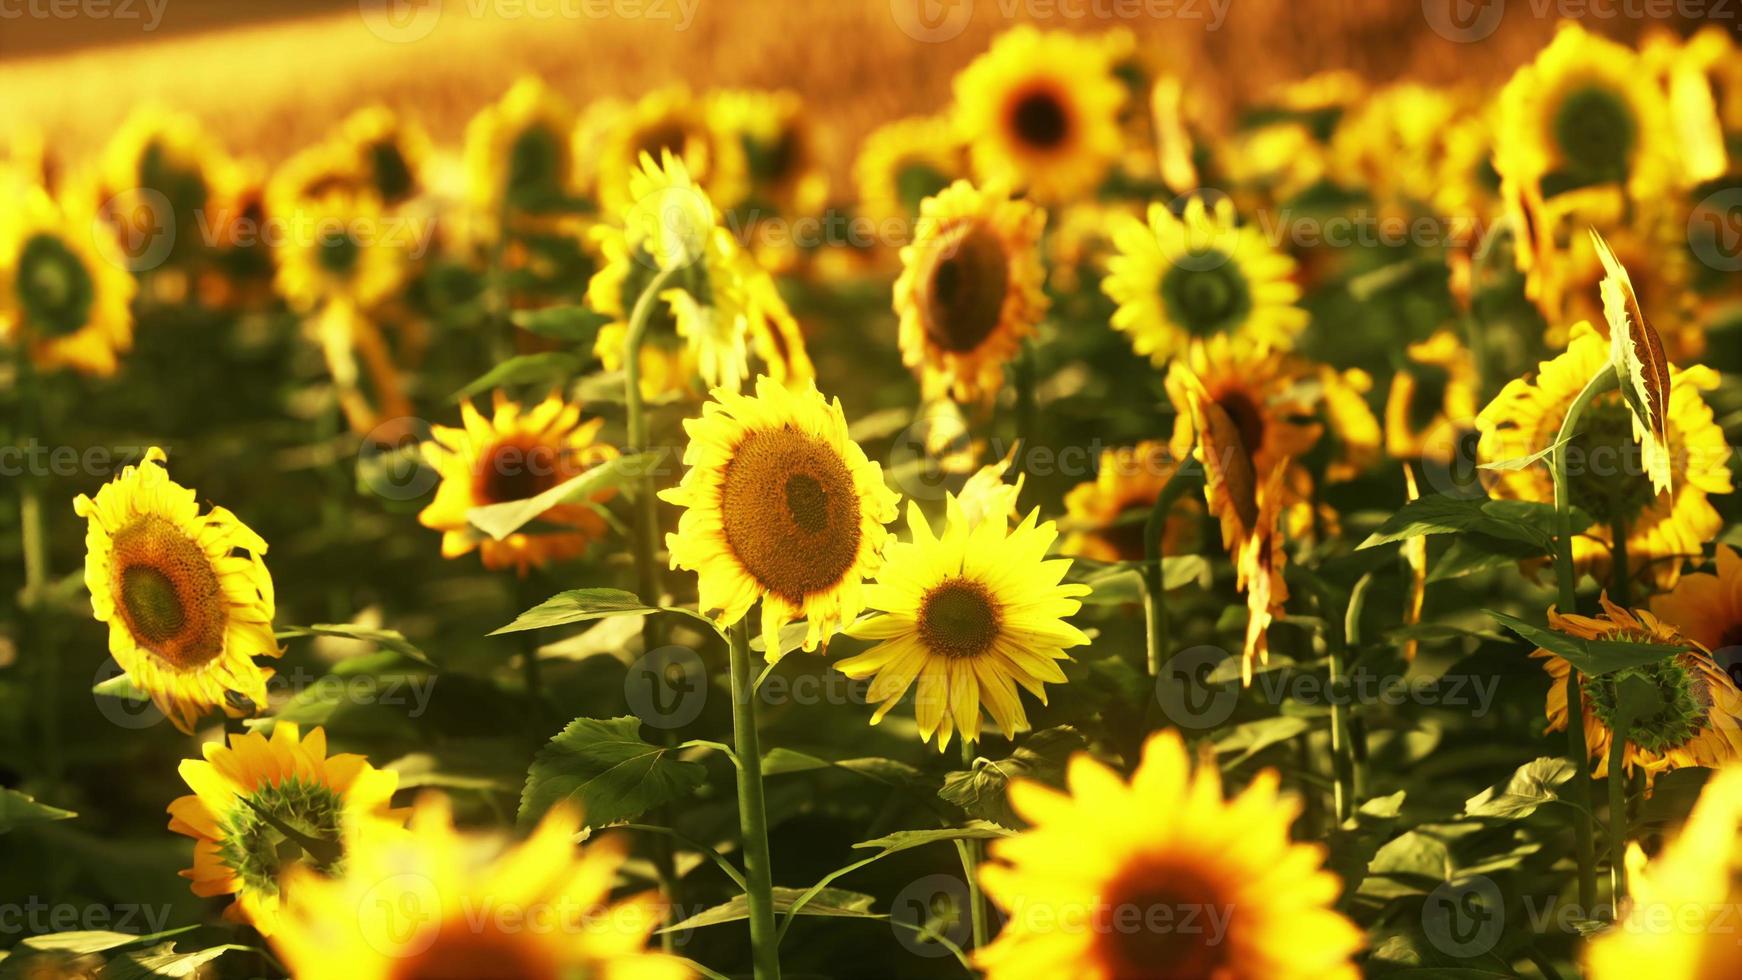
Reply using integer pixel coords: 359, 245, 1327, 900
510, 305, 610, 343
761, 748, 924, 787
663, 887, 877, 933
492, 588, 711, 635
277, 624, 436, 667
0, 788, 75, 833
466, 453, 653, 541
1464, 757, 1577, 819
451, 352, 584, 403
938, 727, 1085, 828
102, 942, 251, 979
1358, 494, 1581, 552
13, 927, 193, 956
1488, 611, 1686, 676
519, 716, 707, 829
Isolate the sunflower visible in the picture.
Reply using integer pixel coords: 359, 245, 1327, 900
419, 392, 619, 574
72, 448, 280, 733
1651, 545, 1742, 689
1163, 336, 1322, 497
100, 105, 224, 267
0, 186, 135, 377
853, 115, 965, 235
952, 26, 1125, 202
1060, 441, 1201, 563
1330, 83, 1465, 208
710, 88, 827, 217
660, 377, 899, 657
167, 723, 403, 936
975, 729, 1363, 980
1104, 195, 1308, 367
593, 86, 748, 216
1642, 24, 1738, 185
465, 77, 577, 225
1495, 21, 1678, 201
1221, 120, 1329, 207
892, 179, 1047, 403
269, 794, 691, 980
332, 105, 433, 207
1433, 107, 1504, 223
1535, 596, 1742, 784
1586, 766, 1742, 980
273, 188, 411, 314
836, 493, 1090, 750
1476, 323, 1732, 590
1384, 331, 1480, 463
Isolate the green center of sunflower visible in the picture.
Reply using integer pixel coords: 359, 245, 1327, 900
1161, 253, 1252, 337
918, 578, 1001, 659
507, 125, 563, 211
1551, 83, 1637, 186
218, 777, 347, 899
920, 221, 1010, 354
747, 130, 798, 185
317, 228, 362, 278
371, 141, 415, 204
720, 426, 864, 603
1009, 88, 1070, 150
1587, 655, 1709, 753
15, 233, 96, 338
110, 515, 227, 670
1098, 864, 1231, 980
895, 162, 951, 217
1564, 398, 1658, 528
1406, 362, 1453, 433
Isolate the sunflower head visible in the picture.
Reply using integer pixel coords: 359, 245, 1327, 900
73, 448, 280, 733
1651, 545, 1742, 687
594, 85, 748, 215
272, 188, 411, 313
336, 105, 432, 206
893, 179, 1048, 403
101, 106, 221, 265
465, 78, 576, 224
710, 88, 827, 217
853, 115, 965, 233
661, 377, 899, 657
0, 187, 136, 376
1384, 331, 1479, 463
1060, 441, 1201, 564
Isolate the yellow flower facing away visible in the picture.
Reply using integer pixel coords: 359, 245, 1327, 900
0, 185, 136, 377
593, 85, 749, 217
837, 493, 1090, 751
1477, 323, 1732, 590
893, 178, 1048, 404
952, 26, 1126, 203
1103, 195, 1309, 367
268, 794, 692, 980
975, 729, 1363, 980
1330, 82, 1467, 209
1384, 330, 1480, 464
418, 392, 620, 575
1060, 440, 1202, 564
1651, 544, 1742, 684
853, 114, 966, 235
167, 723, 403, 936
1547, 192, 1704, 363
73, 448, 281, 733
464, 77, 577, 227
1536, 595, 1742, 785
1586, 766, 1742, 980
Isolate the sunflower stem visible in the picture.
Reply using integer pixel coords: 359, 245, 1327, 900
1549, 365, 1618, 914
1608, 517, 1631, 607
14, 352, 59, 787
1142, 461, 1202, 681
1606, 718, 1629, 916
957, 739, 990, 950
1339, 572, 1374, 811
727, 617, 782, 980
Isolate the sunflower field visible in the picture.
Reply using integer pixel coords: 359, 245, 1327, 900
7, 8, 1742, 979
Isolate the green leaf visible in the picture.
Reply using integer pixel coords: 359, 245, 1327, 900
492, 588, 710, 635
451, 352, 583, 403
1071, 557, 1211, 605
466, 453, 653, 541
15, 927, 194, 956
519, 716, 707, 829
761, 748, 924, 787
774, 823, 1013, 935
277, 624, 436, 667
92, 672, 151, 703
1427, 533, 1540, 582
510, 305, 609, 343
0, 788, 75, 833
102, 942, 250, 979
1357, 494, 1580, 552
1476, 434, 1573, 472
663, 887, 877, 933
1487, 611, 1686, 675
1213, 716, 1314, 766
1465, 757, 1577, 819
1326, 791, 1407, 898
938, 727, 1086, 828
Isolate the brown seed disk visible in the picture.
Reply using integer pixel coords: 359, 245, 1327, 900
720, 425, 863, 604
110, 514, 227, 669
919, 221, 1011, 356
919, 577, 1002, 660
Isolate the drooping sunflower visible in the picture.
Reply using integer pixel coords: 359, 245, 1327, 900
1495, 21, 1678, 201
419, 392, 619, 574
269, 794, 691, 980
167, 723, 403, 936
0, 186, 135, 377
1060, 441, 1201, 563
892, 179, 1047, 403
952, 26, 1125, 203
1535, 596, 1742, 784
1163, 336, 1322, 495
976, 729, 1363, 980
836, 494, 1090, 751
1651, 545, 1742, 688
1586, 766, 1742, 980
464, 77, 577, 225
592, 86, 748, 216
1104, 195, 1308, 367
1384, 330, 1480, 463
660, 377, 899, 657
1476, 323, 1732, 590
73, 448, 280, 733
852, 114, 965, 235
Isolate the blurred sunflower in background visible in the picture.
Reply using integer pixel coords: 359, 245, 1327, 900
1543, 189, 1704, 361
1641, 24, 1737, 187
168, 723, 402, 936
0, 186, 135, 376
1331, 83, 1465, 210
661, 377, 899, 656
976, 730, 1363, 979
837, 493, 1090, 751
711, 88, 828, 218
465, 77, 577, 228
893, 179, 1047, 403
1384, 331, 1479, 463
331, 105, 433, 208
1476, 323, 1732, 590
418, 392, 619, 574
1060, 441, 1201, 563
273, 188, 411, 314
1495, 21, 1677, 201
1535, 596, 1742, 784
269, 795, 691, 980
593, 85, 748, 215
1433, 106, 1504, 223
99, 105, 226, 278
952, 26, 1125, 203
853, 115, 966, 237
1105, 195, 1308, 367
1221, 120, 1328, 209
73, 448, 280, 733
1651, 545, 1742, 685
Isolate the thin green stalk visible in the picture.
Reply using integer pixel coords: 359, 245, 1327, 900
1609, 517, 1631, 607
727, 617, 781, 980
957, 740, 990, 949
1340, 572, 1374, 809
1549, 367, 1618, 913
14, 354, 59, 786
1326, 642, 1354, 825
1142, 463, 1201, 678
1606, 719, 1628, 914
